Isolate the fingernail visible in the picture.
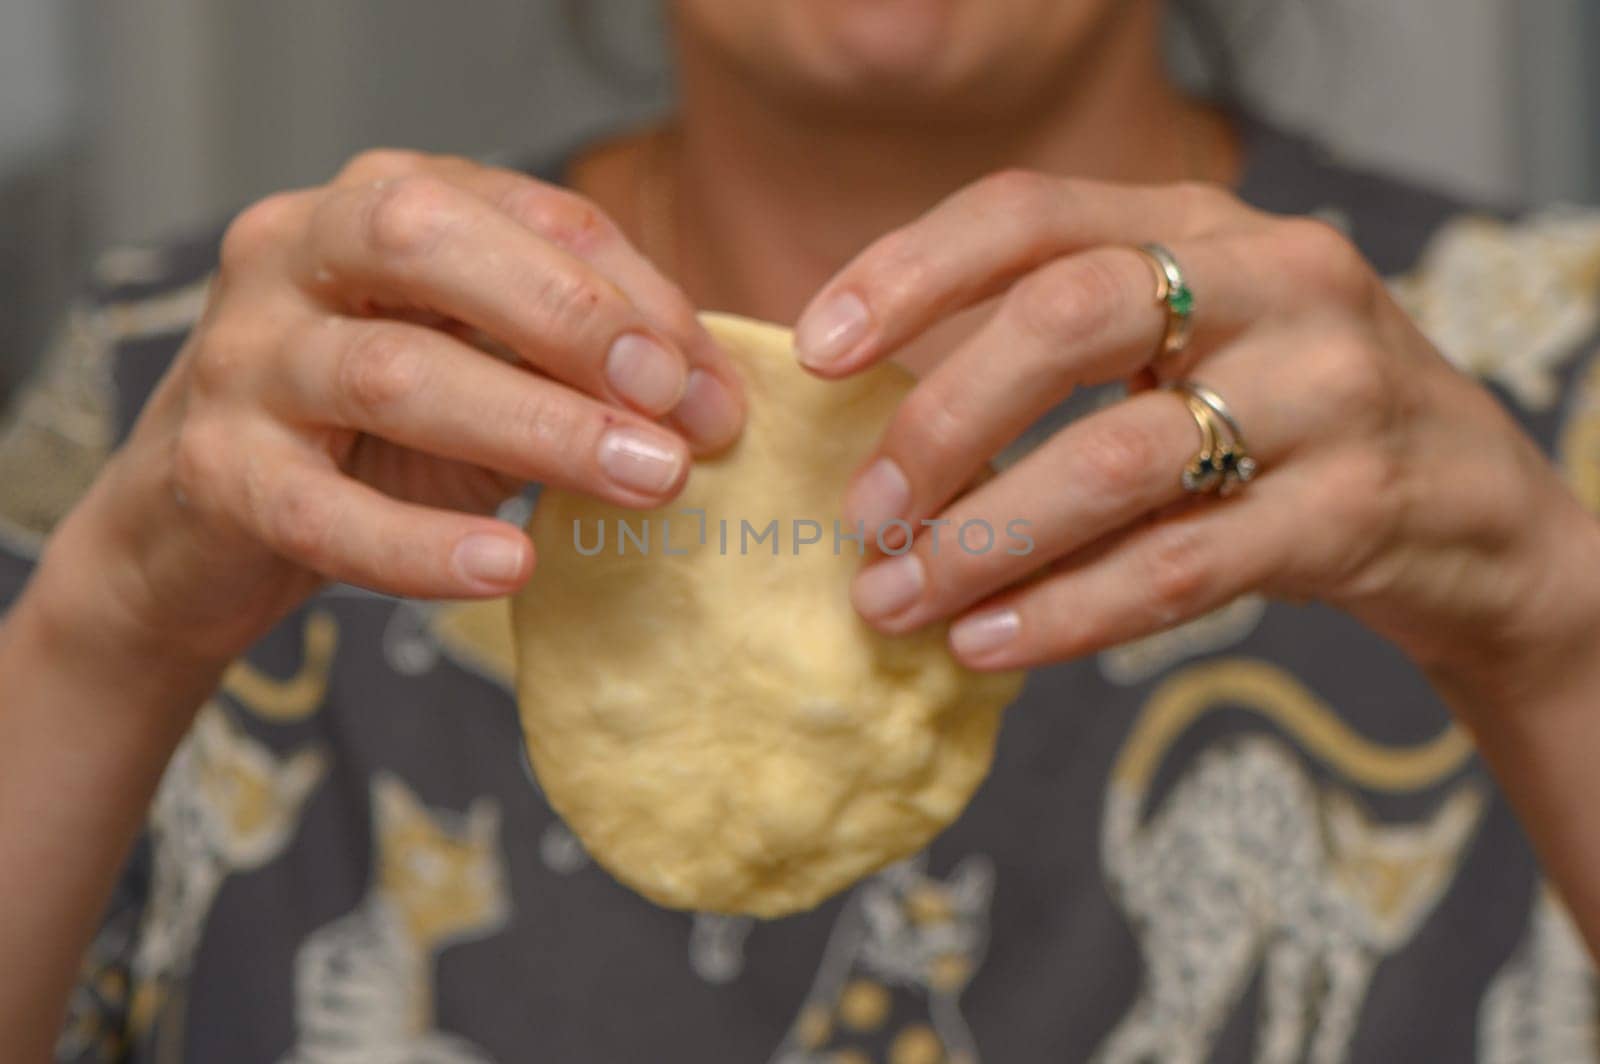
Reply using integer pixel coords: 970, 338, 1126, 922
950, 607, 1020, 660
796, 291, 872, 368
671, 369, 742, 449
846, 457, 910, 536
454, 533, 526, 587
598, 426, 686, 496
853, 553, 925, 619
606, 333, 687, 415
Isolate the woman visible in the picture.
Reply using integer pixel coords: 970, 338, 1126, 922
4, 1, 1600, 1060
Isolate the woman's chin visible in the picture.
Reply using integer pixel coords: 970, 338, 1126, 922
768, 0, 985, 102
808, 1, 954, 82
681, 0, 1070, 121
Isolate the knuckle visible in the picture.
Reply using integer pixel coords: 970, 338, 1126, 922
362, 175, 460, 258
219, 193, 299, 275
188, 316, 255, 397
336, 148, 427, 185
855, 230, 938, 314
976, 168, 1055, 216
267, 476, 337, 565
1074, 419, 1157, 498
1309, 325, 1389, 416
426, 152, 478, 174
1007, 256, 1120, 351
509, 388, 582, 455
524, 262, 605, 338
1277, 217, 1374, 304
891, 384, 966, 467
508, 185, 616, 254
1142, 521, 1213, 619
171, 419, 228, 505
1313, 447, 1401, 539
1302, 450, 1404, 589
335, 325, 426, 422
1171, 180, 1236, 222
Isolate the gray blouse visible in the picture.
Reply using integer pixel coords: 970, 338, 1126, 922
4, 118, 1600, 1063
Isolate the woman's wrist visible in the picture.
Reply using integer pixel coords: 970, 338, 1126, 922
15, 480, 237, 734
1426, 488, 1600, 729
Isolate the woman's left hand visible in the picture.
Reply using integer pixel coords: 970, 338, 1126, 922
794, 172, 1600, 696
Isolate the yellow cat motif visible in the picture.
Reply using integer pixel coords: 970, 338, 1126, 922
1561, 352, 1600, 515
1095, 659, 1484, 1064
772, 854, 994, 1064
221, 610, 339, 723
120, 705, 325, 1042
280, 773, 509, 1064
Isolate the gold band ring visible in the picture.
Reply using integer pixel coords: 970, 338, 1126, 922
1170, 381, 1257, 495
1136, 243, 1195, 363
1177, 395, 1225, 495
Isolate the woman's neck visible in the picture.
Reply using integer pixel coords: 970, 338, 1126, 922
572, 3, 1239, 324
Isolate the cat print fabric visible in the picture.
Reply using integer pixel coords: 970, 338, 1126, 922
1390, 209, 1600, 411
1478, 885, 1600, 1063
1562, 350, 1600, 515
1094, 660, 1484, 1064
132, 707, 328, 1033
56, 703, 327, 1061
770, 854, 994, 1064
280, 775, 509, 1064
7, 123, 1600, 1062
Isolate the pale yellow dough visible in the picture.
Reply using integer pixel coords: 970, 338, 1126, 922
511, 313, 1024, 917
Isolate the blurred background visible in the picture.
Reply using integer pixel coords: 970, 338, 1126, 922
2, 0, 1598, 404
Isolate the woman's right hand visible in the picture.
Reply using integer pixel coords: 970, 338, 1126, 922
43, 149, 745, 665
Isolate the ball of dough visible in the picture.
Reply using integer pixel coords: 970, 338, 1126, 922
512, 313, 1024, 917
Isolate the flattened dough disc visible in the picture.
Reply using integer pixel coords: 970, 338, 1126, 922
512, 313, 1024, 917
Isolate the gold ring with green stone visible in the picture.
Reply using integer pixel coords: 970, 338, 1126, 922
1136, 242, 1195, 363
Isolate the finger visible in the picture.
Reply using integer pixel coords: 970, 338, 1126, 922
418, 157, 746, 452
272, 315, 690, 508
795, 173, 1257, 373
329, 147, 440, 189
944, 433, 1392, 670
248, 452, 535, 599
941, 489, 1296, 670
329, 151, 744, 449
841, 239, 1261, 540
297, 174, 692, 419
847, 389, 1212, 633
849, 316, 1365, 633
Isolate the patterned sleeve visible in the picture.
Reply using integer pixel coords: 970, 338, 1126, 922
0, 295, 130, 1062
0, 240, 212, 1063
0, 296, 119, 590
1388, 206, 1600, 513
1559, 305, 1600, 518
0, 236, 213, 578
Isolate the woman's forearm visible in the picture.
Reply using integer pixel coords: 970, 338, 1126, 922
0, 507, 227, 1060
1455, 649, 1600, 950
1432, 504, 1600, 956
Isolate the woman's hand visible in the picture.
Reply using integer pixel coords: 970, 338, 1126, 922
45, 149, 745, 665
10, 148, 749, 1052
796, 172, 1600, 701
